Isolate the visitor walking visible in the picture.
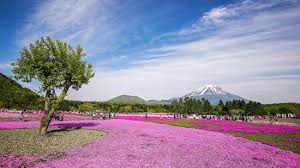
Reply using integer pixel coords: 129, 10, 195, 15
61, 113, 64, 121
20, 111, 24, 121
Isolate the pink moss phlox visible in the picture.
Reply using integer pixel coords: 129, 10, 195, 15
0, 154, 48, 168
115, 115, 300, 134
1, 119, 299, 167
0, 111, 91, 121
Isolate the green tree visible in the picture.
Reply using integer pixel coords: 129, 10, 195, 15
0, 100, 3, 108
203, 99, 212, 114
123, 105, 132, 113
278, 106, 292, 114
78, 103, 94, 112
229, 109, 244, 116
12, 37, 94, 135
69, 106, 78, 112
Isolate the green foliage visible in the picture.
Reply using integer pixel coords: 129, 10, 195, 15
12, 37, 94, 134
229, 109, 244, 116
122, 105, 132, 113
263, 103, 300, 118
0, 72, 41, 109
170, 97, 212, 115
170, 98, 268, 116
245, 101, 266, 116
12, 37, 94, 93
57, 100, 169, 114
78, 103, 95, 112
12, 36, 94, 109
213, 105, 223, 115
221, 100, 265, 116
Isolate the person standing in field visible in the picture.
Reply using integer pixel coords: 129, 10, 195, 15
61, 112, 64, 121
20, 110, 24, 121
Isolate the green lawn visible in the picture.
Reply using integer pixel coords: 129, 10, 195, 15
0, 128, 106, 156
147, 119, 198, 128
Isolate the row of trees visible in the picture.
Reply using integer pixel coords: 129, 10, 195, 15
62, 98, 296, 118
2, 94, 298, 117
170, 98, 212, 115
264, 103, 300, 118
170, 98, 279, 116
59, 100, 170, 113
218, 100, 266, 116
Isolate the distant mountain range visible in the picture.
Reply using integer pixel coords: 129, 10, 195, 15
107, 84, 248, 105
0, 72, 248, 106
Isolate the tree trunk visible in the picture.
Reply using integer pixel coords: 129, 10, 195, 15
39, 85, 70, 135
40, 113, 50, 135
39, 110, 55, 135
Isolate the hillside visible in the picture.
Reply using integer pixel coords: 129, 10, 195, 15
0, 72, 41, 109
107, 95, 146, 104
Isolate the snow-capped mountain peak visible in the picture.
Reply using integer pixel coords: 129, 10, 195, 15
186, 84, 227, 97
169, 84, 248, 104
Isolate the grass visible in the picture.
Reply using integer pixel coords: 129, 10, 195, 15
191, 122, 221, 129
167, 120, 198, 128
0, 128, 106, 156
147, 119, 198, 128
228, 132, 300, 154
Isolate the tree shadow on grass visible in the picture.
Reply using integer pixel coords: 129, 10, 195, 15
49, 122, 99, 134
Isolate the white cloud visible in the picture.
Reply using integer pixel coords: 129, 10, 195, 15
67, 0, 300, 103
17, 0, 137, 56
202, 7, 236, 25
0, 63, 12, 70
176, 0, 299, 36
16, 0, 300, 103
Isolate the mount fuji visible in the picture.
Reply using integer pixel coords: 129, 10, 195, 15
172, 84, 248, 105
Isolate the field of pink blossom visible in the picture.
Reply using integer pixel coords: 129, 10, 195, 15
0, 119, 300, 167
0, 111, 91, 121
193, 120, 300, 134
115, 115, 300, 134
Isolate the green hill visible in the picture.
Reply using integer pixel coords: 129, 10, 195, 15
0, 72, 41, 109
107, 95, 146, 104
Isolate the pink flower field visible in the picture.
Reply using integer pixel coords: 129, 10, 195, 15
0, 111, 91, 121
115, 115, 300, 134
193, 120, 300, 134
1, 119, 300, 168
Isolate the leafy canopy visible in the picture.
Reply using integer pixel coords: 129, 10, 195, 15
12, 37, 94, 97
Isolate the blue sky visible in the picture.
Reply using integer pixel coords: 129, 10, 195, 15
1, 0, 300, 103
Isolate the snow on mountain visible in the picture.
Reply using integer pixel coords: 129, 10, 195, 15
185, 84, 227, 96
174, 84, 248, 105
